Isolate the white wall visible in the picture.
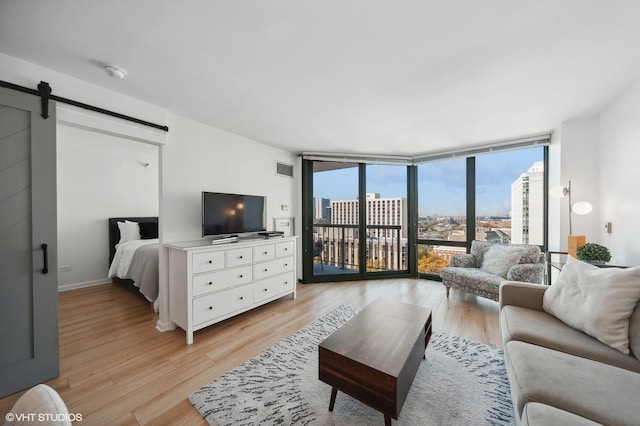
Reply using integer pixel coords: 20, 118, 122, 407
57, 125, 159, 290
554, 117, 601, 249
598, 80, 640, 265
162, 114, 298, 242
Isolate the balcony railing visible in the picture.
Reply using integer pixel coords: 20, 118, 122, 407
312, 223, 405, 273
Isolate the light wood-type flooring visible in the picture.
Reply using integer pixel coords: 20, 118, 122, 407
0, 278, 500, 425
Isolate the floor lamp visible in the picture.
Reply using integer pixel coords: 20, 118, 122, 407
550, 181, 593, 257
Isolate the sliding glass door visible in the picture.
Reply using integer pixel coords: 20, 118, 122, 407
303, 161, 411, 282
308, 161, 360, 278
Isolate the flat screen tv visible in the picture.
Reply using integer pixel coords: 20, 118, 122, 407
202, 191, 266, 237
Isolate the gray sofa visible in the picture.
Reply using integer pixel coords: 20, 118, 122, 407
440, 241, 544, 301
499, 281, 640, 425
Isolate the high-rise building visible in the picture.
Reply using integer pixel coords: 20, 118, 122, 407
511, 161, 544, 244
313, 197, 330, 223
331, 193, 407, 238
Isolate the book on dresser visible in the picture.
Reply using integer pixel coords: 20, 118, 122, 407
165, 236, 297, 344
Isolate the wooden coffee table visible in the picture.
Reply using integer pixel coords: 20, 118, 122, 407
318, 299, 432, 425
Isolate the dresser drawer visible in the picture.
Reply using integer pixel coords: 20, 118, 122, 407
192, 251, 225, 274
253, 244, 275, 262
192, 284, 253, 325
226, 247, 253, 268
192, 265, 252, 297
254, 272, 295, 303
254, 256, 294, 281
275, 240, 294, 258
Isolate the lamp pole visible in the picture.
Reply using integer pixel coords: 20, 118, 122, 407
567, 180, 572, 235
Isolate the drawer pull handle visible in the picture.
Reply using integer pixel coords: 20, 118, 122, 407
263, 268, 268, 272
284, 281, 288, 285
240, 296, 244, 300
263, 251, 268, 255
284, 247, 288, 251
208, 306, 213, 310
239, 274, 243, 278
239, 255, 243, 259
284, 264, 288, 267
208, 260, 213, 264
263, 288, 268, 292
208, 282, 213, 285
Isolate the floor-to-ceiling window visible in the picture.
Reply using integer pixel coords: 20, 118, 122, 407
302, 141, 548, 283
416, 158, 468, 275
475, 148, 545, 246
416, 146, 547, 280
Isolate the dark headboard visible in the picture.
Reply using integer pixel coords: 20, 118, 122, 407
108, 217, 158, 265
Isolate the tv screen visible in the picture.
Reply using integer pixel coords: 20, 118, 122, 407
202, 192, 266, 237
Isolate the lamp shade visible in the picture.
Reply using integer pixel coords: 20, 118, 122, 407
549, 185, 568, 198
571, 201, 593, 215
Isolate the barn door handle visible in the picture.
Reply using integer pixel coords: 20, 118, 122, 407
41, 243, 49, 274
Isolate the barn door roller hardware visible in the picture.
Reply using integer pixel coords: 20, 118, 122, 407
0, 79, 168, 131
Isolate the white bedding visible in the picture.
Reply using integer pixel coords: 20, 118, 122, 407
109, 239, 159, 304
109, 239, 158, 277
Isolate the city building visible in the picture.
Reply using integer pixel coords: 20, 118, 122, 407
331, 193, 408, 238
511, 161, 544, 245
313, 197, 331, 223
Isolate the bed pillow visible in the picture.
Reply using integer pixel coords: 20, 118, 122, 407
117, 220, 141, 243
543, 256, 640, 354
480, 244, 523, 278
139, 221, 158, 239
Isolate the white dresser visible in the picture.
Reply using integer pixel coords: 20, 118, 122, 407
166, 236, 297, 344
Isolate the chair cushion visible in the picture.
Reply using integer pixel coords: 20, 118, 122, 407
440, 267, 503, 301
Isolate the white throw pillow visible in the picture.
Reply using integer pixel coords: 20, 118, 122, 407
117, 220, 141, 243
543, 256, 640, 354
480, 244, 523, 278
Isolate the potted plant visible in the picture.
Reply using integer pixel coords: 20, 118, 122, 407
576, 243, 611, 264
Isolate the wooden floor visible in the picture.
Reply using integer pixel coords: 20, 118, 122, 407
0, 278, 500, 425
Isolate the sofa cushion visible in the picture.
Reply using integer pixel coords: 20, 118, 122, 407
521, 402, 603, 426
481, 244, 523, 278
631, 303, 640, 361
505, 340, 640, 425
542, 256, 640, 354
500, 305, 640, 373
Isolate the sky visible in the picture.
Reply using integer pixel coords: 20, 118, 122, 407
313, 147, 543, 217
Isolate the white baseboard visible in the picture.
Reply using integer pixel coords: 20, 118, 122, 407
58, 278, 111, 292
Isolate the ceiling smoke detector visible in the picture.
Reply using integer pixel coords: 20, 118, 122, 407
104, 65, 127, 79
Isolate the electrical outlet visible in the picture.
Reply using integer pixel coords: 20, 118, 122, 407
60, 265, 72, 272
604, 222, 612, 233
281, 204, 289, 211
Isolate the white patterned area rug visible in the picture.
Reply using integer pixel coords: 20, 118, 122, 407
190, 305, 515, 426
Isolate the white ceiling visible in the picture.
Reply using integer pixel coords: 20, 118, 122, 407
1, 1, 640, 156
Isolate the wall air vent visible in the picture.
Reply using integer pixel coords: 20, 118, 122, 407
276, 162, 294, 178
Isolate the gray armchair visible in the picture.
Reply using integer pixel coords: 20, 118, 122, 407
439, 240, 544, 301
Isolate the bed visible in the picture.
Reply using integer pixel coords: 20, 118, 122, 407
108, 217, 159, 304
